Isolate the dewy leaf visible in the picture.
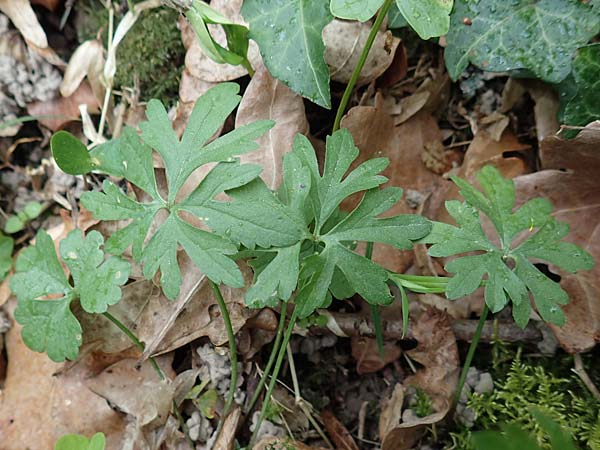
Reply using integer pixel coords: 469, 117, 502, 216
421, 165, 594, 327
330, 0, 384, 22
80, 83, 301, 300
394, 0, 452, 39
245, 128, 432, 316
10, 230, 130, 362
559, 44, 600, 132
0, 233, 13, 280
444, 0, 600, 83
242, 0, 333, 108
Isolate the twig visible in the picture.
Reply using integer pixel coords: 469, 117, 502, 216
573, 354, 600, 401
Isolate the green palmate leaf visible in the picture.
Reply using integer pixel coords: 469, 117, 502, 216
245, 129, 431, 317
559, 44, 600, 132
51, 130, 95, 175
330, 0, 384, 22
80, 83, 301, 300
10, 230, 130, 362
394, 0, 452, 39
242, 0, 333, 108
421, 165, 594, 327
0, 233, 13, 280
444, 0, 600, 82
186, 0, 250, 66
55, 432, 106, 450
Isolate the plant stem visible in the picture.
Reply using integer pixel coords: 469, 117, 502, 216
245, 304, 288, 415
364, 241, 385, 358
250, 307, 299, 446
332, 0, 394, 132
209, 280, 238, 417
453, 304, 489, 407
102, 311, 164, 380
241, 57, 255, 77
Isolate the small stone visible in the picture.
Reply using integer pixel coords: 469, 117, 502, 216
402, 408, 418, 423
474, 372, 494, 394
466, 366, 480, 387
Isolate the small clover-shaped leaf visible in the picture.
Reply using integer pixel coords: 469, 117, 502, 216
77, 83, 304, 300
55, 432, 106, 450
244, 129, 432, 317
422, 165, 594, 327
10, 230, 130, 362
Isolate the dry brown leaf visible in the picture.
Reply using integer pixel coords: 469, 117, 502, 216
514, 122, 600, 353
324, 19, 399, 86
182, 1, 261, 82
0, 0, 47, 48
27, 81, 99, 131
0, 301, 126, 450
139, 260, 254, 358
87, 356, 175, 430
235, 62, 308, 189
30, 0, 60, 10
351, 336, 401, 374
340, 95, 443, 273
213, 407, 242, 450
320, 409, 360, 450
390, 91, 430, 125
379, 309, 458, 450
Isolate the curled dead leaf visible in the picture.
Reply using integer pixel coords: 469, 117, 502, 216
320, 410, 360, 450
0, 0, 47, 48
351, 336, 401, 374
60, 39, 105, 105
235, 62, 309, 189
324, 19, 399, 86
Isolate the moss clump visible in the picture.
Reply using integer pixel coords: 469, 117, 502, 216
75, 3, 184, 106
114, 7, 184, 106
445, 348, 600, 450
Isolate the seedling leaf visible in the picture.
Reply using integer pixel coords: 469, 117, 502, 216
330, 0, 384, 22
51, 130, 95, 175
395, 0, 452, 39
55, 432, 106, 450
0, 233, 13, 280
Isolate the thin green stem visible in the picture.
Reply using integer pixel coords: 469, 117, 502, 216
250, 308, 299, 446
332, 0, 394, 132
209, 280, 238, 417
364, 242, 385, 358
102, 311, 164, 380
241, 57, 255, 77
245, 304, 288, 415
453, 304, 489, 407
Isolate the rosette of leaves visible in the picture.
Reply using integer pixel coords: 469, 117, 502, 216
10, 230, 130, 362
77, 83, 307, 300
421, 165, 593, 327
240, 128, 432, 318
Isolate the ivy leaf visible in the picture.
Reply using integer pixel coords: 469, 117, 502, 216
444, 0, 600, 83
0, 233, 13, 280
421, 165, 594, 327
330, 0, 384, 22
242, 0, 333, 108
10, 230, 130, 362
80, 83, 304, 300
394, 0, 452, 39
559, 44, 600, 133
245, 129, 432, 317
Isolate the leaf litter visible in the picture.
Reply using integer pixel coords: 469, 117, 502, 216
0, 2, 599, 450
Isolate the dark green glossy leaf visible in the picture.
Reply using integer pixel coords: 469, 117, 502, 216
51, 130, 95, 175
